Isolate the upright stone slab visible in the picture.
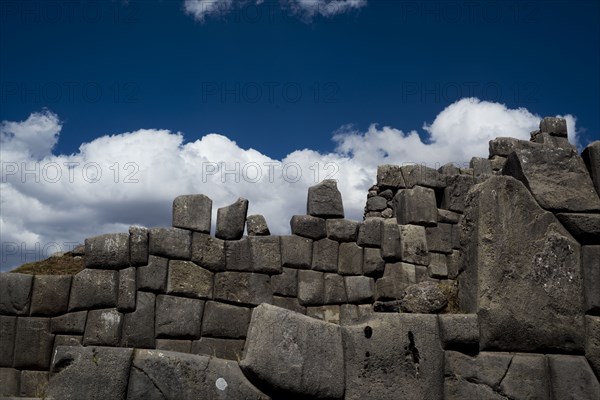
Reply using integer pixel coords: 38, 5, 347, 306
121, 291, 155, 348
216, 197, 249, 240
192, 233, 226, 271
582, 141, 600, 196
172, 194, 212, 232
0, 368, 19, 396
399, 224, 430, 266
148, 227, 192, 259
136, 255, 168, 292
363, 247, 385, 277
129, 226, 149, 266
117, 267, 136, 312
240, 304, 345, 399
297, 270, 325, 306
312, 238, 339, 272
381, 219, 401, 260
0, 273, 32, 315
342, 313, 443, 400
307, 179, 344, 218
30, 275, 71, 316
459, 176, 585, 352
85, 233, 130, 269
394, 186, 437, 226
338, 242, 363, 275
13, 317, 54, 369
68, 269, 118, 311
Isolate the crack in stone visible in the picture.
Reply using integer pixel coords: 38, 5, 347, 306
133, 365, 168, 400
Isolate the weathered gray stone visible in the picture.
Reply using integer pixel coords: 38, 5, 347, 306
586, 316, 600, 377
46, 346, 133, 400
128, 349, 268, 400
83, 308, 123, 346
429, 252, 448, 278
399, 224, 430, 265
489, 136, 527, 157
155, 295, 204, 339
583, 246, 600, 315
503, 142, 600, 211
52, 334, 82, 356
312, 238, 339, 272
290, 215, 326, 240
344, 276, 375, 304
394, 186, 437, 226
426, 223, 453, 254
582, 141, 600, 196
0, 316, 16, 367
437, 208, 460, 224
271, 267, 297, 297
272, 296, 306, 315
281, 235, 312, 269
460, 176, 585, 352
0, 273, 32, 315
363, 247, 385, 277
216, 197, 249, 240
50, 311, 87, 334
129, 226, 149, 266
338, 242, 363, 275
241, 304, 344, 399
540, 116, 568, 137
366, 195, 387, 211
502, 354, 552, 399
439, 314, 479, 351
117, 267, 136, 312
155, 339, 192, 353
192, 337, 245, 360
400, 281, 447, 313
224, 237, 252, 271
172, 194, 212, 233
376, 262, 416, 300
489, 155, 507, 171
379, 189, 394, 200
201, 301, 251, 339
136, 255, 168, 292
247, 214, 270, 236
249, 236, 282, 274
534, 131, 575, 148
30, 275, 71, 316
343, 313, 443, 400
452, 223, 461, 249
214, 272, 272, 306
13, 317, 53, 369
297, 270, 324, 306
68, 269, 118, 311
0, 368, 20, 396
19, 370, 48, 397
326, 218, 359, 242
548, 354, 600, 399
191, 233, 226, 272
470, 157, 493, 176
148, 227, 192, 259
380, 219, 401, 260
307, 305, 341, 324
446, 250, 462, 280
166, 260, 213, 299
556, 213, 600, 244
307, 179, 344, 218
377, 164, 405, 188
401, 164, 445, 189
441, 174, 476, 212
438, 163, 461, 175
85, 233, 130, 269
357, 217, 383, 247
324, 273, 347, 304
121, 291, 155, 348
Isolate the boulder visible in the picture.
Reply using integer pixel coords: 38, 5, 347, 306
172, 194, 212, 233
307, 180, 344, 218
438, 314, 479, 352
297, 270, 325, 306
19, 370, 48, 397
50, 311, 87, 334
216, 197, 249, 240
192, 337, 245, 360
441, 174, 476, 213
117, 267, 136, 312
344, 276, 375, 304
366, 195, 387, 211
85, 233, 130, 269
271, 267, 297, 297
400, 281, 447, 313
0, 368, 19, 396
324, 273, 347, 304
380, 219, 401, 261
375, 262, 417, 300
247, 214, 270, 236
586, 316, 600, 377
357, 218, 383, 247
401, 164, 445, 189
337, 242, 363, 275
362, 247, 385, 277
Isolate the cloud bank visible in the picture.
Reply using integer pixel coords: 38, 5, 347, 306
0, 98, 579, 270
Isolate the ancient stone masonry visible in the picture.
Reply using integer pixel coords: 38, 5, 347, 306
1, 117, 599, 399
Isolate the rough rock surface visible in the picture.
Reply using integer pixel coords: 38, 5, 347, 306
307, 179, 344, 218
400, 281, 447, 313
172, 194, 212, 233
216, 197, 249, 240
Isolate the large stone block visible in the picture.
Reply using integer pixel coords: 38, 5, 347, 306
271, 267, 297, 297
216, 197, 248, 240
312, 238, 339, 272
366, 195, 387, 211
155, 295, 204, 339
438, 314, 479, 352
50, 311, 87, 334
166, 260, 214, 299
307, 179, 344, 218
172, 194, 212, 233
46, 346, 133, 400
394, 186, 437, 226
582, 140, 600, 196
129, 225, 149, 266
121, 291, 155, 348
0, 273, 32, 315
155, 339, 192, 353
247, 214, 270, 236
0, 368, 19, 397
469, 157, 492, 176
459, 176, 585, 352
324, 273, 347, 304
399, 224, 430, 265
338, 242, 363, 275
363, 247, 385, 277
357, 217, 383, 247
401, 164, 445, 189
556, 213, 600, 245
489, 136, 527, 157
19, 370, 49, 397
214, 272, 272, 306
441, 174, 476, 213
83, 308, 123, 346
586, 316, 600, 377
201, 301, 251, 339
249, 236, 282, 274
13, 317, 54, 369
540, 116, 568, 137
291, 215, 326, 240
376, 262, 416, 300
342, 313, 443, 400
425, 223, 453, 254
548, 354, 600, 399
377, 164, 405, 188
136, 255, 168, 292
225, 236, 252, 271
380, 218, 401, 261
192, 337, 245, 360
272, 296, 306, 315
400, 281, 447, 313
68, 269, 118, 311
85, 232, 130, 269
297, 270, 325, 306
326, 218, 359, 242
281, 235, 313, 269
0, 316, 16, 367
428, 252, 448, 279
148, 227, 192, 259
583, 246, 600, 314
241, 304, 344, 399
30, 275, 71, 316
344, 276, 375, 304
191, 232, 226, 272
52, 334, 82, 356
117, 267, 136, 312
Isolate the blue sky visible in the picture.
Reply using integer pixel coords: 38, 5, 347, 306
1, 0, 599, 270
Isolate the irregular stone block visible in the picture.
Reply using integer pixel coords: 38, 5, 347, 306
201, 301, 251, 339
446, 250, 461, 280
470, 157, 492, 176
556, 213, 600, 244
192, 337, 245, 360
129, 226, 149, 266
172, 194, 212, 233
241, 304, 344, 399
136, 255, 168, 292
583, 246, 600, 314
307, 305, 340, 324
0, 316, 16, 367
363, 247, 385, 277
83, 308, 123, 346
357, 217, 383, 247
50, 311, 87, 334
399, 224, 430, 266
586, 316, 600, 377
376, 262, 416, 300
128, 349, 268, 399
343, 313, 443, 400
247, 214, 270, 236
271, 267, 297, 297
166, 260, 213, 299
30, 275, 71, 316
460, 176, 585, 352
290, 215, 326, 240
438, 314, 479, 352
297, 270, 324, 306
281, 235, 312, 269
338, 242, 363, 275
68, 269, 118, 311
326, 218, 359, 242
438, 163, 461, 175
216, 197, 248, 240
582, 140, 600, 196
540, 116, 567, 137
0, 368, 19, 396
400, 281, 447, 313
394, 186, 437, 226
52, 334, 82, 356
366, 195, 387, 211
451, 223, 461, 249
121, 291, 155, 348
85, 232, 130, 269
380, 219, 401, 261
441, 174, 476, 212
249, 236, 282, 274
548, 354, 600, 399
117, 267, 136, 312
19, 370, 48, 398
401, 164, 445, 189
437, 208, 460, 224
46, 346, 133, 400
428, 252, 448, 279
307, 179, 344, 218
312, 238, 339, 272
13, 317, 53, 369
225, 236, 252, 271
0, 273, 32, 315
489, 155, 507, 171
148, 227, 192, 259
191, 233, 226, 272
324, 273, 347, 304
377, 164, 405, 188
272, 296, 306, 315
214, 272, 272, 306
426, 223, 453, 254
155, 295, 204, 339
155, 339, 192, 353
489, 136, 527, 157
344, 276, 375, 304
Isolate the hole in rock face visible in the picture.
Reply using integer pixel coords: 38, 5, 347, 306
365, 351, 370, 357
364, 326, 373, 338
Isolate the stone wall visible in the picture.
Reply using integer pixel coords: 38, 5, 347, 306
0, 117, 599, 399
